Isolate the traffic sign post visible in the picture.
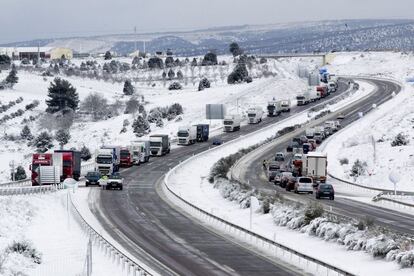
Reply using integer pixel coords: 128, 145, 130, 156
389, 171, 400, 196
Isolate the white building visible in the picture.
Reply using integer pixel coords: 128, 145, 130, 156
0, 47, 73, 60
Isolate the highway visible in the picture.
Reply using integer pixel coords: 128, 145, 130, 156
89, 80, 352, 275
236, 79, 414, 236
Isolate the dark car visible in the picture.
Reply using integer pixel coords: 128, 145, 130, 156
286, 141, 300, 153
85, 171, 101, 186
292, 137, 301, 145
300, 135, 308, 145
315, 184, 335, 200
212, 137, 223, 145
279, 172, 295, 189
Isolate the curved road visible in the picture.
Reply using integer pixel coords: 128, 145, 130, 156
238, 79, 414, 236
89, 80, 353, 275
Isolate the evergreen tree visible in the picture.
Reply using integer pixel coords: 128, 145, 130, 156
80, 145, 92, 161
13, 165, 27, 181
167, 69, 175, 80
198, 78, 211, 91
229, 42, 243, 57
176, 70, 183, 80
53, 64, 60, 74
148, 57, 164, 69
168, 103, 183, 115
132, 115, 150, 137
162, 71, 167, 79
123, 79, 135, 95
124, 96, 140, 114
165, 56, 174, 67
0, 55, 11, 67
46, 78, 79, 113
191, 58, 198, 66
32, 131, 54, 153
104, 51, 112, 60
55, 129, 71, 148
20, 125, 34, 141
5, 67, 18, 87
227, 63, 249, 84
156, 117, 164, 128
202, 52, 218, 66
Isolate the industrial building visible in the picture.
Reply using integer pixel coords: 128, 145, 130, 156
0, 47, 73, 60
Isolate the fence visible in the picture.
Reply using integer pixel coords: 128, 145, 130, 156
0, 183, 64, 196
68, 192, 154, 276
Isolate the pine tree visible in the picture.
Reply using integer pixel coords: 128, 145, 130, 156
167, 69, 175, 80
5, 67, 18, 87
32, 131, 54, 153
55, 129, 71, 148
46, 78, 79, 113
132, 116, 150, 137
104, 51, 112, 60
176, 70, 183, 80
80, 145, 92, 161
20, 125, 34, 141
13, 165, 27, 181
191, 58, 198, 67
124, 96, 140, 114
202, 52, 218, 66
165, 56, 174, 68
229, 42, 243, 57
123, 79, 135, 95
162, 71, 167, 79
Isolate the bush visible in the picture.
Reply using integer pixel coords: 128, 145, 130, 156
123, 79, 135, 95
168, 103, 183, 116
31, 131, 54, 153
55, 129, 71, 148
167, 69, 175, 80
80, 145, 92, 161
20, 125, 34, 141
350, 159, 367, 177
7, 240, 42, 264
168, 82, 182, 90
339, 158, 349, 165
304, 202, 324, 225
25, 100, 40, 111
202, 52, 218, 66
165, 56, 174, 67
13, 165, 27, 181
104, 51, 112, 60
147, 108, 163, 123
198, 78, 211, 91
124, 96, 140, 114
229, 42, 243, 57
391, 133, 409, 147
227, 63, 249, 84
148, 57, 164, 69
5, 66, 18, 87
80, 92, 109, 121
132, 115, 150, 137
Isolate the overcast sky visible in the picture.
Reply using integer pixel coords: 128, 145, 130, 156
2, 0, 414, 44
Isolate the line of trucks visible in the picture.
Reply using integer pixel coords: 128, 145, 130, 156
296, 75, 339, 106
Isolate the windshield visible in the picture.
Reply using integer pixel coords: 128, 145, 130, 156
296, 96, 305, 100
110, 175, 121, 179
319, 184, 333, 190
97, 156, 112, 164
267, 105, 275, 111
224, 120, 233, 125
299, 178, 312, 183
120, 150, 130, 157
248, 113, 256, 118
178, 131, 189, 137
87, 172, 100, 177
150, 141, 161, 147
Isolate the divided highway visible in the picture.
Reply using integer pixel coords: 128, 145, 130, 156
235, 79, 414, 236
90, 81, 352, 275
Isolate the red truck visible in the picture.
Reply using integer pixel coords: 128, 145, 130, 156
120, 147, 133, 167
316, 85, 328, 98
31, 153, 53, 186
30, 150, 81, 185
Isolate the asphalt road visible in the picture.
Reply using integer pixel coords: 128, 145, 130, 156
240, 79, 414, 236
90, 80, 351, 276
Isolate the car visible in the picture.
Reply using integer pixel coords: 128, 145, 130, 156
334, 120, 341, 129
85, 171, 101, 187
104, 173, 124, 190
274, 152, 285, 162
292, 137, 302, 145
302, 143, 311, 154
315, 184, 335, 200
212, 137, 223, 145
267, 162, 280, 181
287, 141, 300, 153
280, 172, 295, 189
337, 113, 345, 120
299, 136, 308, 144
294, 177, 314, 194
274, 171, 283, 184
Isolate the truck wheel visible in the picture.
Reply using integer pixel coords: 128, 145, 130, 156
120, 186, 123, 190
85, 182, 89, 187
105, 186, 109, 190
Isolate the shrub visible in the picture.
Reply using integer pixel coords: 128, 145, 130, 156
104, 51, 112, 60
168, 103, 183, 116
168, 82, 182, 90
132, 115, 150, 137
229, 42, 243, 57
81, 93, 109, 121
350, 159, 367, 177
339, 158, 349, 165
20, 125, 34, 141
13, 165, 27, 181
123, 79, 135, 95
7, 240, 42, 264
124, 96, 140, 114
148, 57, 164, 69
304, 202, 324, 225
202, 52, 218, 66
391, 133, 408, 147
227, 63, 249, 84
80, 145, 92, 161
198, 78, 211, 91
55, 129, 71, 148
31, 131, 54, 153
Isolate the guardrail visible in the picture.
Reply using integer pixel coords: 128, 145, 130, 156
0, 183, 64, 196
68, 192, 154, 276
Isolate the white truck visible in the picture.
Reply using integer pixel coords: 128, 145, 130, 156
267, 100, 282, 117
223, 114, 242, 132
177, 126, 197, 145
296, 94, 310, 106
305, 128, 315, 139
280, 99, 291, 112
302, 152, 327, 183
149, 135, 170, 156
131, 140, 151, 164
328, 81, 337, 93
95, 148, 119, 176
308, 87, 322, 102
247, 107, 264, 124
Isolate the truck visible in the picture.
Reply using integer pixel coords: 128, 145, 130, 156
280, 99, 291, 112
301, 152, 328, 183
149, 135, 170, 156
31, 153, 53, 185
247, 107, 264, 124
296, 94, 310, 106
195, 124, 209, 142
95, 146, 121, 176
267, 100, 281, 117
316, 85, 328, 98
313, 127, 325, 144
223, 114, 241, 132
327, 81, 337, 93
54, 150, 81, 181
131, 140, 151, 164
177, 126, 197, 145
305, 128, 315, 139
120, 147, 133, 167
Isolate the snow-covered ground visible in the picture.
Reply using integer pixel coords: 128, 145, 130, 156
322, 52, 414, 192
0, 56, 311, 183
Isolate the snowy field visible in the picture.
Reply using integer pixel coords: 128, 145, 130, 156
0, 56, 311, 183
323, 52, 414, 192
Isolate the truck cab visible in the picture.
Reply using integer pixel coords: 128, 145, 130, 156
54, 150, 81, 181
267, 101, 281, 117
195, 124, 209, 142
120, 147, 132, 167
177, 126, 197, 145
247, 107, 264, 124
95, 148, 116, 176
150, 135, 170, 156
296, 94, 309, 106
131, 140, 151, 164
280, 100, 291, 112
223, 115, 241, 132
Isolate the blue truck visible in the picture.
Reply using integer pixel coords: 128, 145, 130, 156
195, 124, 209, 142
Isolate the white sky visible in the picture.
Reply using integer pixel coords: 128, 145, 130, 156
1, 0, 414, 43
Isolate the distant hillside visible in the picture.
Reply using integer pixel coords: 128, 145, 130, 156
2, 19, 414, 56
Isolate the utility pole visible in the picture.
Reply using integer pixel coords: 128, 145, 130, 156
134, 26, 137, 55
9, 160, 15, 181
